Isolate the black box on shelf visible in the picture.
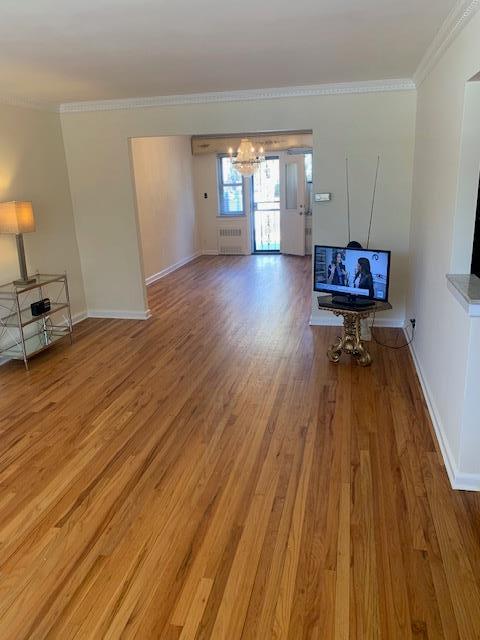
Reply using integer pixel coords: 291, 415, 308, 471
31, 298, 51, 316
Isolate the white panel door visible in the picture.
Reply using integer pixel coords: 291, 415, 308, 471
280, 154, 306, 256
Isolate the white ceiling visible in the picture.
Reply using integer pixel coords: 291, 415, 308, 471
0, 0, 457, 105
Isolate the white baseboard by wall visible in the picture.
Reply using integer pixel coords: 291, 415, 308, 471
309, 315, 343, 327
1, 250, 227, 368
87, 309, 151, 320
404, 328, 480, 491
0, 309, 90, 368
72, 311, 88, 325
71, 309, 151, 322
310, 314, 480, 490
86, 249, 214, 319
145, 251, 201, 286
309, 314, 405, 328
202, 249, 219, 255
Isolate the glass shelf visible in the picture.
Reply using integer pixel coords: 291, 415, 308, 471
0, 328, 70, 360
1, 302, 69, 328
0, 273, 73, 371
0, 274, 67, 298
0, 272, 72, 369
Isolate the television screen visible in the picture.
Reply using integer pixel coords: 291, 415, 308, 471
314, 245, 391, 302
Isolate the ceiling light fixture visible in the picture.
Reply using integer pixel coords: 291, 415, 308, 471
229, 138, 265, 177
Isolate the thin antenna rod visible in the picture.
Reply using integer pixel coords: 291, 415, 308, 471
346, 157, 351, 244
366, 155, 380, 249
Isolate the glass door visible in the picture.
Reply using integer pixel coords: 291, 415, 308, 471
251, 157, 280, 252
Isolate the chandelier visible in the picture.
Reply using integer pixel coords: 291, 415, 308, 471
229, 138, 265, 177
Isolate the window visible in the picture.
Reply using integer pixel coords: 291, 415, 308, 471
305, 152, 313, 214
217, 156, 245, 215
304, 152, 313, 183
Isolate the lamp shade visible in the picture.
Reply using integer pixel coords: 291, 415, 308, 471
0, 201, 35, 234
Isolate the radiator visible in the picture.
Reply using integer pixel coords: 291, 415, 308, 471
218, 227, 245, 255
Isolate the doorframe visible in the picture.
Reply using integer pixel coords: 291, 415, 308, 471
248, 150, 313, 255
250, 153, 282, 254
281, 152, 305, 256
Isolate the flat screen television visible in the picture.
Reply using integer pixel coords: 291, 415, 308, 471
314, 245, 391, 305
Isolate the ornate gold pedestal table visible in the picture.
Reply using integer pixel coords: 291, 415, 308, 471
317, 296, 392, 366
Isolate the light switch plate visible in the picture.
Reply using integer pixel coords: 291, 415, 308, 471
314, 193, 332, 202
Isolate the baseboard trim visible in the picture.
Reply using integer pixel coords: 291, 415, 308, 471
0, 310, 89, 367
451, 470, 480, 491
309, 314, 480, 490
72, 311, 88, 325
404, 328, 480, 491
309, 314, 405, 328
202, 250, 219, 256
87, 309, 151, 320
309, 316, 343, 327
145, 252, 201, 286
1, 308, 150, 367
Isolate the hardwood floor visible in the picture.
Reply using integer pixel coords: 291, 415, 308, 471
1, 254, 480, 639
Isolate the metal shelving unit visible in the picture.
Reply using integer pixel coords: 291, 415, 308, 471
0, 273, 73, 370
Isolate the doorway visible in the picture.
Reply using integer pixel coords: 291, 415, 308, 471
251, 151, 310, 255
252, 156, 281, 252
189, 130, 313, 257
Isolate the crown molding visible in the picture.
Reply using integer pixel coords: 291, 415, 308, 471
414, 0, 480, 87
0, 78, 416, 116
58, 78, 415, 114
0, 94, 58, 112
9, 0, 480, 116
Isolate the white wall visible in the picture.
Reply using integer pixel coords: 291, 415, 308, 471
60, 89, 416, 323
131, 136, 197, 281
192, 154, 220, 254
0, 103, 86, 317
406, 10, 480, 487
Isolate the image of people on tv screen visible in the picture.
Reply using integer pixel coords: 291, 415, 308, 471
327, 251, 348, 286
315, 246, 389, 300
352, 257, 374, 297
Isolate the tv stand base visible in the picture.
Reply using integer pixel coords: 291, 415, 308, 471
317, 295, 392, 366
327, 310, 372, 366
